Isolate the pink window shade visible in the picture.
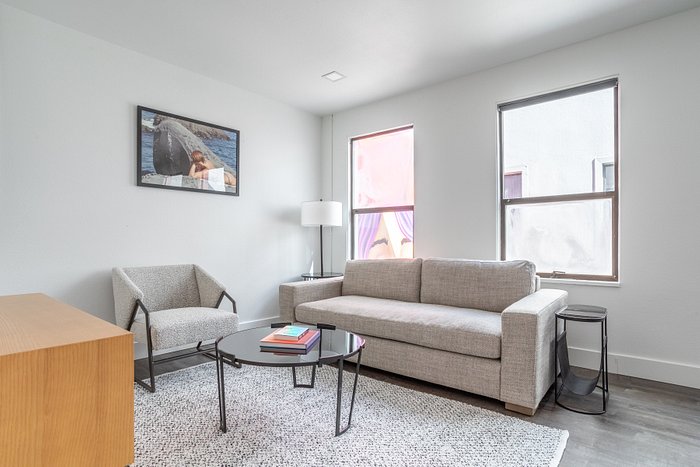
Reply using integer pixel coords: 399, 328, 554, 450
353, 128, 414, 209
355, 211, 414, 260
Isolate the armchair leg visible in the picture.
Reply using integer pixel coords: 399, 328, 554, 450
197, 341, 216, 361
197, 341, 241, 368
135, 359, 156, 392
135, 323, 156, 393
135, 373, 155, 393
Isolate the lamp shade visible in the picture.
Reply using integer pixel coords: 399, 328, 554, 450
301, 200, 342, 227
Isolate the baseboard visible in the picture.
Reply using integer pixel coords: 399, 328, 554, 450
238, 315, 280, 330
569, 346, 700, 389
134, 315, 280, 360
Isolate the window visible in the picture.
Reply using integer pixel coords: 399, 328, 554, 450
499, 79, 618, 281
504, 172, 523, 199
593, 157, 615, 192
603, 164, 614, 191
351, 126, 414, 259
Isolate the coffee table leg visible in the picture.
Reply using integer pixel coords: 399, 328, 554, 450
215, 342, 227, 433
335, 349, 362, 436
292, 365, 317, 388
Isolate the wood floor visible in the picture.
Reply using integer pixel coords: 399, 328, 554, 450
137, 353, 700, 466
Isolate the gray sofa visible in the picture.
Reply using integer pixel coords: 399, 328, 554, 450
279, 258, 567, 415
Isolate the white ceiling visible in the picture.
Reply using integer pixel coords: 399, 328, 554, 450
3, 0, 700, 115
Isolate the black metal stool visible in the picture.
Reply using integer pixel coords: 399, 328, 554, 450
555, 304, 609, 414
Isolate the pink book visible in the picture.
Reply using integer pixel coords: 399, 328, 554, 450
260, 329, 320, 349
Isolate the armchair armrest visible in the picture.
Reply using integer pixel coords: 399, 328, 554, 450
194, 265, 227, 308
500, 288, 568, 411
279, 277, 343, 322
112, 267, 145, 330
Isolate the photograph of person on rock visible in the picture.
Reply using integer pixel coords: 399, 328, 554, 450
137, 106, 239, 195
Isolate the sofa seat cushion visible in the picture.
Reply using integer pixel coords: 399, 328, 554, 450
131, 307, 239, 351
296, 295, 501, 359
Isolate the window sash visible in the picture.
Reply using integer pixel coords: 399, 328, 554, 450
351, 206, 414, 259
351, 205, 414, 215
350, 125, 415, 210
502, 192, 617, 281
498, 78, 617, 112
499, 79, 619, 281
350, 126, 415, 260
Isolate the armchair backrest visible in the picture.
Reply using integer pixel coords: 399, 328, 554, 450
121, 264, 201, 313
113, 264, 229, 329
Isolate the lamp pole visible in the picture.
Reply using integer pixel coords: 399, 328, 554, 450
319, 224, 324, 276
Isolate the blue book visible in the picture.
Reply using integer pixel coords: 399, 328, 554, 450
271, 325, 309, 341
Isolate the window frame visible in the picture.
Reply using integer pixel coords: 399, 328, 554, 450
350, 125, 415, 260
498, 78, 619, 282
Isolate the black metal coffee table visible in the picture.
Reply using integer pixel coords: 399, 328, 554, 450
214, 323, 365, 436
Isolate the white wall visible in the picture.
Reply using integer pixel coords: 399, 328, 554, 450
0, 5, 321, 326
325, 8, 700, 388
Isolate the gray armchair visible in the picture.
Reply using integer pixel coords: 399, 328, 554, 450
112, 264, 239, 392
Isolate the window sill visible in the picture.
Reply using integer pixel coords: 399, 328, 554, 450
540, 277, 621, 288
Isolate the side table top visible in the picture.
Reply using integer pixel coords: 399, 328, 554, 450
301, 272, 343, 279
556, 304, 608, 322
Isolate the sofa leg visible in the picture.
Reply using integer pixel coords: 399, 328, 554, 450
505, 402, 537, 416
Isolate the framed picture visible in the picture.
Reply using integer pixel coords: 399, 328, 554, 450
137, 106, 239, 196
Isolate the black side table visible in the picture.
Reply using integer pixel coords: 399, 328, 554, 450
555, 305, 609, 414
301, 272, 343, 281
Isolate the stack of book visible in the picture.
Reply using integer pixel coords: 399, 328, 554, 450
259, 325, 320, 354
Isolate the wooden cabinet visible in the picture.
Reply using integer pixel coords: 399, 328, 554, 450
0, 294, 134, 466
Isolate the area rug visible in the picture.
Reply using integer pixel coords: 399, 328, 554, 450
134, 363, 568, 466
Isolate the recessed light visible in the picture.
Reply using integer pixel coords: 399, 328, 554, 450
322, 71, 346, 82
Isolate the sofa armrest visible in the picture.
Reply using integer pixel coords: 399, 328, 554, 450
500, 288, 568, 411
278, 277, 343, 323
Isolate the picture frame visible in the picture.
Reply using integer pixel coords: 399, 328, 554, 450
137, 106, 240, 196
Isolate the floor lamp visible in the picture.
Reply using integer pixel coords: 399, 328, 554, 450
301, 200, 342, 276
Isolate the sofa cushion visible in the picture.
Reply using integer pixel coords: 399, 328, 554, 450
342, 258, 422, 303
421, 258, 536, 313
296, 295, 501, 359
131, 307, 239, 351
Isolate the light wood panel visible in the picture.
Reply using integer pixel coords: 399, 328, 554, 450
0, 293, 130, 355
0, 294, 134, 467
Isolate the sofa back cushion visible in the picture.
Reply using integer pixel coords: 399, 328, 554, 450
342, 259, 422, 303
420, 258, 536, 312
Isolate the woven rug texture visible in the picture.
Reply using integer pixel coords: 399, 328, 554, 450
134, 362, 568, 466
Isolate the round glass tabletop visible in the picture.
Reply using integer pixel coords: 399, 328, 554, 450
556, 304, 608, 322
216, 325, 365, 367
